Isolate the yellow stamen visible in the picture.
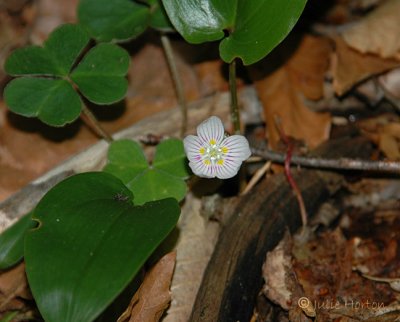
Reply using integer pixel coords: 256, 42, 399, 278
204, 159, 211, 165
217, 159, 224, 165
221, 146, 228, 154
199, 147, 205, 155
210, 139, 216, 145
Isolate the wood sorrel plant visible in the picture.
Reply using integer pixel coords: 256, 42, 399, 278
0, 1, 308, 321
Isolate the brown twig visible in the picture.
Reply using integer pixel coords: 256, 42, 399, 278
241, 161, 272, 195
251, 147, 400, 172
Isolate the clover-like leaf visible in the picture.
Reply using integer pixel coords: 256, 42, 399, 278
161, 0, 308, 65
153, 138, 190, 178
103, 140, 148, 183
4, 78, 82, 126
128, 169, 186, 205
5, 24, 90, 77
0, 212, 35, 270
104, 139, 189, 205
70, 43, 130, 104
4, 23, 130, 126
25, 172, 180, 322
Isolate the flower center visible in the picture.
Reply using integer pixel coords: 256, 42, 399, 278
200, 140, 228, 166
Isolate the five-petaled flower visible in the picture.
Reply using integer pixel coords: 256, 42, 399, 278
183, 116, 251, 179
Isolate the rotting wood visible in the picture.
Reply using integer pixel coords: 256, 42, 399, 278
190, 136, 374, 322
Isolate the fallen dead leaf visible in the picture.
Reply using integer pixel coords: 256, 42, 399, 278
126, 42, 200, 129
252, 34, 331, 149
342, 0, 400, 60
194, 60, 228, 97
379, 67, 400, 99
379, 132, 400, 160
331, 36, 400, 96
0, 262, 31, 313
357, 115, 400, 160
262, 232, 294, 310
118, 252, 176, 322
162, 193, 220, 322
362, 274, 400, 292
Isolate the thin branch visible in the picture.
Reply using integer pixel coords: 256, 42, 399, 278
251, 147, 400, 172
160, 33, 188, 137
229, 59, 241, 134
241, 161, 271, 195
81, 104, 113, 143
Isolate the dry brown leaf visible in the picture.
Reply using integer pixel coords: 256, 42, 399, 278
0, 262, 31, 312
342, 0, 400, 60
194, 60, 228, 96
379, 132, 400, 159
126, 43, 200, 128
331, 36, 400, 95
162, 193, 220, 322
118, 252, 176, 322
379, 67, 400, 99
253, 35, 331, 149
262, 232, 294, 310
358, 116, 400, 160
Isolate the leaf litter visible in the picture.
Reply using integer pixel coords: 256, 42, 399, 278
259, 175, 400, 321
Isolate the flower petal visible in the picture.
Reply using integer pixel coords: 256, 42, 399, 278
215, 161, 241, 179
197, 116, 224, 144
221, 135, 251, 161
188, 160, 214, 178
183, 135, 204, 162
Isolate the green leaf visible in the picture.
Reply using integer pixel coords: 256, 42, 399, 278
5, 24, 90, 76
0, 212, 35, 270
78, 0, 149, 42
161, 0, 308, 65
148, 0, 174, 32
71, 43, 130, 104
104, 139, 189, 205
4, 47, 61, 76
153, 138, 189, 178
24, 172, 180, 322
4, 78, 82, 126
128, 169, 187, 205
103, 140, 148, 184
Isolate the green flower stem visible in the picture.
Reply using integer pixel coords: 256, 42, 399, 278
81, 104, 113, 142
160, 33, 187, 137
229, 59, 241, 134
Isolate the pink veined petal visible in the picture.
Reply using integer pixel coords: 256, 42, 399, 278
184, 135, 205, 162
215, 161, 241, 179
188, 160, 214, 178
222, 135, 251, 161
196, 116, 225, 144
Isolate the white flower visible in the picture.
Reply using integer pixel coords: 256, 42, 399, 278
183, 116, 251, 179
